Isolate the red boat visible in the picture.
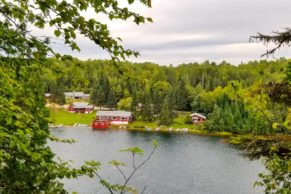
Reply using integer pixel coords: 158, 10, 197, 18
91, 119, 111, 130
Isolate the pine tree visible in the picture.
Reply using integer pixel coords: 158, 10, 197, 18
174, 78, 189, 110
140, 89, 155, 122
90, 73, 111, 108
107, 89, 117, 110
90, 81, 105, 108
159, 94, 174, 126
102, 75, 111, 102
50, 79, 66, 105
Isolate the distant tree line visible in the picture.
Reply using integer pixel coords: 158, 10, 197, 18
44, 58, 290, 133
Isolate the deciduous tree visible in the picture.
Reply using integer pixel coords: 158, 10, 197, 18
0, 0, 152, 193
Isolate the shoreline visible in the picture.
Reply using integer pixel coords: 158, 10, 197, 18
49, 123, 291, 143
49, 123, 233, 137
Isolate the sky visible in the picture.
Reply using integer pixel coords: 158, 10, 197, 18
50, 0, 291, 66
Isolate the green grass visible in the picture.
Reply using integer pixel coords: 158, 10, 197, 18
48, 109, 198, 131
48, 108, 236, 138
171, 113, 195, 129
48, 107, 96, 125
128, 120, 158, 129
48, 108, 291, 141
49, 109, 196, 130
128, 111, 195, 130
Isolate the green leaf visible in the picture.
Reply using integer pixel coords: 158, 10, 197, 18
128, 0, 134, 4
109, 160, 125, 166
272, 122, 279, 129
147, 17, 153, 23
120, 147, 144, 155
54, 30, 61, 37
152, 140, 158, 147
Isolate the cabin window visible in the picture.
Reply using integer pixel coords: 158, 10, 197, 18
121, 117, 125, 120
192, 117, 198, 123
111, 116, 116, 120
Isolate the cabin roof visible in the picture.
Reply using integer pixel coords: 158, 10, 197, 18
96, 111, 132, 117
72, 102, 93, 109
190, 113, 206, 119
65, 92, 84, 97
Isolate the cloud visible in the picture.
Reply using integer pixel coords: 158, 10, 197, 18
46, 0, 291, 65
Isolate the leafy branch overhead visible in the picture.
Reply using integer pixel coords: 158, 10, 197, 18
0, 0, 153, 61
0, 0, 153, 193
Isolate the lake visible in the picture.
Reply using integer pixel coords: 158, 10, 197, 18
50, 127, 264, 194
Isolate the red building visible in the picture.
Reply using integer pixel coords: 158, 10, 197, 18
68, 102, 94, 113
190, 113, 206, 124
95, 111, 132, 125
92, 110, 132, 129
91, 120, 111, 129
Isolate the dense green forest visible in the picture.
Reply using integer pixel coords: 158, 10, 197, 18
45, 57, 290, 134
1, 0, 290, 193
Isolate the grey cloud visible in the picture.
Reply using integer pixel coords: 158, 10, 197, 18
47, 0, 291, 65
127, 36, 247, 51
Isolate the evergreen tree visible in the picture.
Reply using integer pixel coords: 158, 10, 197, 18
159, 94, 174, 126
174, 78, 188, 110
130, 90, 139, 113
106, 89, 117, 110
90, 81, 105, 108
90, 74, 111, 108
50, 79, 66, 105
140, 89, 155, 122
102, 74, 111, 103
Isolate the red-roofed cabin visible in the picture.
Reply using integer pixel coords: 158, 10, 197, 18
92, 111, 132, 129
95, 111, 132, 125
190, 113, 206, 124
68, 102, 94, 114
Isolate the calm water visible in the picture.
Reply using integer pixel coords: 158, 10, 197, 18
50, 127, 264, 194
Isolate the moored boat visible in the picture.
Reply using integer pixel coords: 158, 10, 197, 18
91, 119, 111, 129
91, 110, 133, 129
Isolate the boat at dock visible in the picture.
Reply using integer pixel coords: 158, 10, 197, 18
91, 119, 111, 130
91, 110, 133, 129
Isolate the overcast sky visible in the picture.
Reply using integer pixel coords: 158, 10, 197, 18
51, 0, 291, 66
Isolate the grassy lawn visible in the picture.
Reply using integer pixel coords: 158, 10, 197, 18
48, 108, 235, 137
128, 111, 196, 130
48, 108, 194, 128
128, 120, 158, 128
48, 107, 96, 125
48, 108, 291, 140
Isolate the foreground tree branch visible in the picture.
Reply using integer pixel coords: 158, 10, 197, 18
0, 0, 153, 193
250, 28, 291, 57
95, 141, 158, 194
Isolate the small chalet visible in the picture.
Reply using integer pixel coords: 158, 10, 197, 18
96, 111, 132, 125
65, 92, 90, 100
68, 102, 94, 113
190, 113, 206, 124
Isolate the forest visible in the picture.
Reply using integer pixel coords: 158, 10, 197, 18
45, 57, 290, 134
1, 0, 290, 193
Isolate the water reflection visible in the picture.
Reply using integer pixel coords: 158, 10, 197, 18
50, 127, 264, 194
